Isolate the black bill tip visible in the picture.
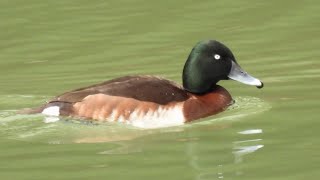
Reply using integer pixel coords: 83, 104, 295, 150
256, 82, 264, 89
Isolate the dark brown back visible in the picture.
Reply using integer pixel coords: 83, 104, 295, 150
50, 75, 190, 105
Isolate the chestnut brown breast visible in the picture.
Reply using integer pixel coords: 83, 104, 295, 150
183, 86, 233, 122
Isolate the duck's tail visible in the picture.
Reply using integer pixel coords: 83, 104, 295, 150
17, 102, 74, 116
17, 106, 45, 114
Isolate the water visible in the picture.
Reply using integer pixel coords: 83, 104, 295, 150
1, 0, 320, 179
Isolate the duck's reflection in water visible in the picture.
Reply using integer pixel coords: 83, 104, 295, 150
186, 128, 264, 180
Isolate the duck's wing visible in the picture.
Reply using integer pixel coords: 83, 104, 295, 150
49, 75, 190, 105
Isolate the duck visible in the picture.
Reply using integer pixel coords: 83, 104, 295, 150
22, 40, 263, 128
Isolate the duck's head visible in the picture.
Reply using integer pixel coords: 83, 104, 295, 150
183, 40, 263, 94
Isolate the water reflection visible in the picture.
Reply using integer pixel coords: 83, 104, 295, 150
186, 128, 264, 179
238, 129, 263, 135
98, 142, 142, 155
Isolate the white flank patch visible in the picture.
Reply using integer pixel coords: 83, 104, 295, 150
109, 110, 116, 122
127, 105, 185, 129
41, 106, 60, 116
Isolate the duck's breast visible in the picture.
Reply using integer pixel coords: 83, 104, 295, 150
183, 86, 233, 122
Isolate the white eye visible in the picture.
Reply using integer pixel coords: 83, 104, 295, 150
214, 54, 221, 60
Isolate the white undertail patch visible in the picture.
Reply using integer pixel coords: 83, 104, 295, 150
42, 106, 60, 116
41, 106, 60, 123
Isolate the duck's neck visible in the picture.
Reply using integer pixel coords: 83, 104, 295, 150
182, 68, 218, 94
182, 74, 219, 95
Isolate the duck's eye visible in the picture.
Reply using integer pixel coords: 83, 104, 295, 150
214, 54, 221, 60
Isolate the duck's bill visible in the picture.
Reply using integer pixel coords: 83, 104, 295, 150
228, 61, 264, 89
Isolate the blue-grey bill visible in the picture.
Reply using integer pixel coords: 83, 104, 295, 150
228, 61, 263, 88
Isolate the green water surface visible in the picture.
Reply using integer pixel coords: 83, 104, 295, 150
0, 0, 319, 179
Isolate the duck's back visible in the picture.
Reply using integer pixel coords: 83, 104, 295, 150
51, 75, 190, 105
